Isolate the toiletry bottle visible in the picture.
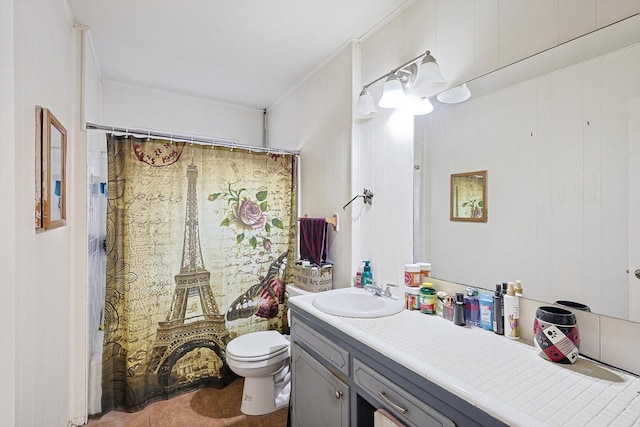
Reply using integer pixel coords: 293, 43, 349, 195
503, 282, 520, 339
478, 292, 493, 331
443, 296, 455, 321
418, 262, 431, 284
355, 261, 364, 288
492, 284, 504, 335
361, 260, 373, 287
453, 293, 466, 326
419, 282, 436, 314
464, 287, 479, 326
435, 291, 448, 317
404, 263, 421, 287
514, 280, 523, 296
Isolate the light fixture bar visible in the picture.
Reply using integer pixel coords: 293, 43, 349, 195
360, 51, 430, 91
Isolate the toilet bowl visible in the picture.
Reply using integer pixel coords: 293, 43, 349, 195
225, 284, 313, 416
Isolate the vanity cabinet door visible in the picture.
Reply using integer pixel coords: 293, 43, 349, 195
291, 342, 349, 427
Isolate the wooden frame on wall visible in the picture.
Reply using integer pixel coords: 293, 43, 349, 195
450, 170, 487, 222
36, 106, 67, 231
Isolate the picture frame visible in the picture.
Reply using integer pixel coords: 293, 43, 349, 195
450, 170, 487, 222
36, 106, 67, 230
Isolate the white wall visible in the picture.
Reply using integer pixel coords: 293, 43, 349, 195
268, 44, 354, 286
7, 0, 84, 425
101, 80, 265, 146
0, 1, 17, 426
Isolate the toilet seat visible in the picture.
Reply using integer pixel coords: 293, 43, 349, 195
227, 346, 289, 363
226, 330, 289, 361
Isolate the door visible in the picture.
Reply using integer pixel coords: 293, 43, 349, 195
290, 342, 349, 427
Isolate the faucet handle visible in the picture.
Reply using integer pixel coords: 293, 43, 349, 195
383, 283, 397, 297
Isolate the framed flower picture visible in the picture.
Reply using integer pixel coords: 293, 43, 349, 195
450, 170, 487, 222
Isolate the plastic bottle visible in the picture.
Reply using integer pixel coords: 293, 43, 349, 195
492, 284, 504, 335
418, 262, 431, 284
503, 282, 520, 339
478, 293, 493, 331
443, 296, 455, 321
361, 260, 373, 287
355, 261, 364, 288
419, 282, 436, 314
435, 291, 448, 317
464, 287, 479, 326
514, 280, 523, 297
453, 293, 466, 326
404, 264, 421, 287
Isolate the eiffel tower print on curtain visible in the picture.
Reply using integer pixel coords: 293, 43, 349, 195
146, 163, 233, 391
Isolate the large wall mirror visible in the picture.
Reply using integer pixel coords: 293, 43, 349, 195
36, 106, 67, 231
417, 14, 640, 323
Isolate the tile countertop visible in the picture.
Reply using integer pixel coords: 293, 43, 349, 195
289, 294, 640, 427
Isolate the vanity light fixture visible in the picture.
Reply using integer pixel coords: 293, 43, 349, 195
407, 95, 434, 115
412, 51, 447, 97
354, 50, 446, 119
436, 83, 472, 104
354, 87, 379, 119
378, 73, 406, 108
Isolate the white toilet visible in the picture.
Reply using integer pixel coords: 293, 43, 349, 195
225, 284, 311, 416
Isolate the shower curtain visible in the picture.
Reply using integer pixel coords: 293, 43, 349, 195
101, 135, 297, 412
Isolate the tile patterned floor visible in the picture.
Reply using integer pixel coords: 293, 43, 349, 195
85, 378, 288, 427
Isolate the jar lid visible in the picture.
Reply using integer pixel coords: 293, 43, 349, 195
404, 285, 420, 295
404, 263, 420, 271
421, 282, 434, 288
418, 262, 431, 270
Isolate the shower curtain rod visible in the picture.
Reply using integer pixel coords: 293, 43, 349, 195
85, 122, 300, 156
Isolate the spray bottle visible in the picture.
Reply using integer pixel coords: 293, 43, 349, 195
503, 282, 520, 339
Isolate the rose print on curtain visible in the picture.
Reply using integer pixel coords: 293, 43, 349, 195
102, 136, 296, 413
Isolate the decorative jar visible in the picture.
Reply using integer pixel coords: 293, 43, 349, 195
533, 306, 580, 364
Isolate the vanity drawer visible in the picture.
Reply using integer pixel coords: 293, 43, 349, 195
290, 316, 349, 376
353, 358, 455, 427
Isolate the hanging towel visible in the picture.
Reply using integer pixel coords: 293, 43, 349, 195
374, 408, 405, 427
299, 217, 328, 265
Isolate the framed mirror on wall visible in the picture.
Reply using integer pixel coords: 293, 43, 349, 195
450, 171, 486, 222
35, 106, 67, 231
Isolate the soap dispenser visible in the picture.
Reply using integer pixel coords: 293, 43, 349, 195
361, 260, 373, 287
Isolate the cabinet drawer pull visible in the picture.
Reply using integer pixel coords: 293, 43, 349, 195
378, 391, 408, 414
335, 390, 343, 399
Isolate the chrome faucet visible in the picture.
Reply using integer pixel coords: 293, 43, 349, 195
364, 282, 396, 298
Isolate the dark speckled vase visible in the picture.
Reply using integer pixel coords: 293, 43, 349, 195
533, 306, 580, 365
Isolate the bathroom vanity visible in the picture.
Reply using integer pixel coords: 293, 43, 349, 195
289, 294, 640, 427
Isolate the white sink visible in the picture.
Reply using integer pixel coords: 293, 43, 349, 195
311, 287, 404, 318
